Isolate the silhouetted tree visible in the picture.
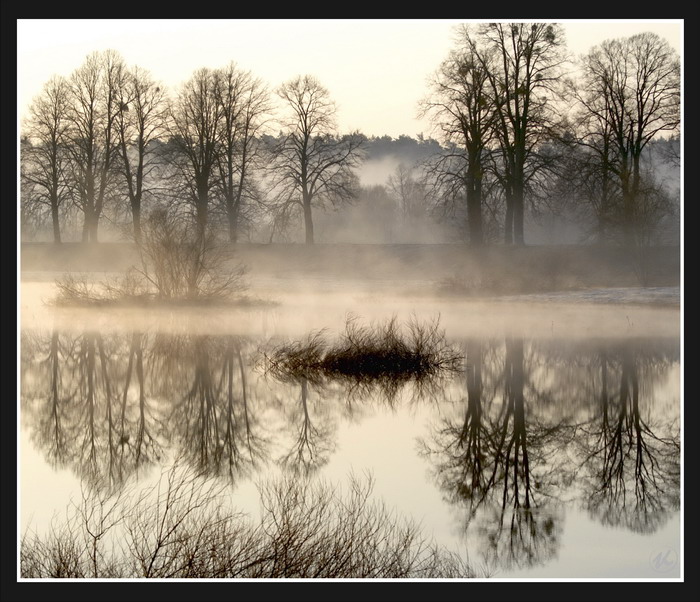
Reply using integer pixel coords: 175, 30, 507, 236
213, 63, 271, 243
114, 66, 167, 245
386, 164, 428, 225
267, 75, 365, 244
422, 25, 500, 246
66, 50, 126, 242
474, 23, 567, 245
167, 68, 222, 236
22, 77, 72, 243
577, 33, 680, 247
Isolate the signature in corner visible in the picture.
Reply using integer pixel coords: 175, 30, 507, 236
649, 549, 678, 573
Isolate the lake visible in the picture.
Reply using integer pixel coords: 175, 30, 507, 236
19, 278, 681, 579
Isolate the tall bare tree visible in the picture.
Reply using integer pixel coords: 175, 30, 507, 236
578, 33, 680, 246
563, 97, 619, 243
168, 68, 222, 236
422, 26, 498, 246
114, 66, 167, 245
475, 23, 567, 245
386, 164, 427, 223
66, 50, 125, 242
214, 63, 271, 243
268, 75, 364, 244
22, 76, 72, 243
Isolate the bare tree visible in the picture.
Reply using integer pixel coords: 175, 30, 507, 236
114, 66, 167, 245
268, 75, 365, 244
422, 25, 499, 246
167, 68, 222, 236
21, 464, 477, 578
22, 76, 72, 243
474, 23, 567, 245
214, 63, 271, 243
577, 33, 680, 247
386, 164, 427, 223
568, 70, 620, 242
66, 50, 126, 242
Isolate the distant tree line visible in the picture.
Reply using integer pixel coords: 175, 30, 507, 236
421, 24, 680, 248
20, 24, 680, 248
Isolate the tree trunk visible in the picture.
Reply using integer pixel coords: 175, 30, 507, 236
504, 195, 514, 245
303, 199, 314, 245
132, 203, 142, 246
88, 214, 99, 243
620, 156, 635, 247
513, 185, 525, 246
196, 198, 208, 238
467, 187, 483, 246
51, 200, 61, 244
227, 200, 239, 244
622, 189, 636, 247
81, 206, 92, 242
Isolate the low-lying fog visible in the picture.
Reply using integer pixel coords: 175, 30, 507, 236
18, 240, 681, 579
20, 278, 679, 341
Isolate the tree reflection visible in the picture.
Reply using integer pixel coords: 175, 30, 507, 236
423, 337, 566, 571
577, 343, 680, 533
111, 332, 163, 483
278, 378, 336, 474
22, 327, 681, 567
21, 330, 75, 468
162, 335, 268, 480
23, 330, 272, 489
21, 330, 163, 491
423, 336, 680, 572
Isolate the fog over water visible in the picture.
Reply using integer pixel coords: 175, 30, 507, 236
19, 242, 681, 577
16, 17, 682, 582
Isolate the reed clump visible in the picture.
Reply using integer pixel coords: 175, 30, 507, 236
263, 315, 463, 391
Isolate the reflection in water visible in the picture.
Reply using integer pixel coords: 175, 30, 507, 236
576, 345, 680, 534
21, 331, 164, 491
21, 329, 680, 573
278, 377, 336, 474
422, 338, 566, 570
163, 335, 268, 479
420, 337, 679, 572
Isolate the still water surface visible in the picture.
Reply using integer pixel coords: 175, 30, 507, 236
20, 312, 680, 579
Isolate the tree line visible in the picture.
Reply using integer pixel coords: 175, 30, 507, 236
20, 24, 680, 247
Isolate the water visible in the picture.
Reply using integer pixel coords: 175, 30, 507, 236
18, 281, 681, 579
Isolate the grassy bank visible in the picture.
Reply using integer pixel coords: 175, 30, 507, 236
20, 242, 680, 291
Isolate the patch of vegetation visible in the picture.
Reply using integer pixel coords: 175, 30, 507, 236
262, 315, 463, 398
53, 210, 249, 307
20, 462, 479, 579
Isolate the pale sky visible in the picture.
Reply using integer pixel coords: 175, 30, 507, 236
17, 19, 683, 139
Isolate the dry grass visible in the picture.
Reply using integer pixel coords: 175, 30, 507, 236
261, 315, 463, 400
53, 210, 247, 307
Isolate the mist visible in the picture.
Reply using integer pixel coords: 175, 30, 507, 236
16, 19, 682, 586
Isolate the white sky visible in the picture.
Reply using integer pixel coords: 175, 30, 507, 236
17, 19, 683, 139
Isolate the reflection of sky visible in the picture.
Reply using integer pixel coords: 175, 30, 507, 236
20, 403, 681, 579
321, 403, 681, 579
19, 324, 681, 579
